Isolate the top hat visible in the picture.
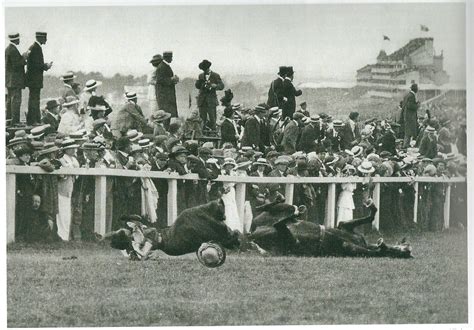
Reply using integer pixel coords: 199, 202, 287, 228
8, 33, 20, 41
84, 79, 102, 92
286, 66, 295, 75
278, 66, 287, 76
150, 54, 163, 63
60, 72, 76, 81
163, 51, 173, 57
35, 32, 47, 38
198, 59, 212, 71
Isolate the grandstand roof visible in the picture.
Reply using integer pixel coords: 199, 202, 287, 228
387, 37, 433, 61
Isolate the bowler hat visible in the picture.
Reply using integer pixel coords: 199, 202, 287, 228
61, 139, 79, 150
150, 54, 163, 63
198, 59, 212, 71
46, 100, 59, 111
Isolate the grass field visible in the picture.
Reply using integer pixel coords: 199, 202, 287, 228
7, 229, 468, 327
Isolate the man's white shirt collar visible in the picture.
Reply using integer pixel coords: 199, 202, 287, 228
9, 42, 18, 49
163, 59, 171, 65
35, 40, 42, 47
64, 83, 72, 89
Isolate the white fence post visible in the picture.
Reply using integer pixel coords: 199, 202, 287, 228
285, 183, 294, 205
413, 182, 419, 223
6, 173, 16, 243
105, 178, 114, 233
167, 179, 178, 226
372, 183, 381, 230
235, 183, 246, 222
94, 176, 107, 236
325, 183, 336, 228
443, 183, 451, 229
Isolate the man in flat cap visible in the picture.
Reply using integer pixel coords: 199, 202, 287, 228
155, 51, 179, 128
26, 32, 53, 125
5, 33, 27, 125
195, 59, 224, 132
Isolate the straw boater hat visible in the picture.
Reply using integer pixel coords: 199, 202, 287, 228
351, 146, 363, 158
125, 91, 137, 100
30, 141, 44, 151
8, 131, 29, 148
37, 142, 59, 156
61, 139, 79, 150
310, 114, 320, 123
60, 71, 76, 81
126, 129, 143, 142
358, 161, 375, 174
151, 110, 171, 123
344, 149, 354, 157
69, 130, 89, 141
8, 33, 20, 41
223, 157, 237, 168
254, 158, 271, 167
138, 138, 153, 148
196, 242, 226, 268
63, 96, 79, 107
83, 79, 103, 92
275, 156, 290, 165
333, 119, 344, 127
129, 144, 142, 154
28, 126, 45, 140
81, 142, 103, 151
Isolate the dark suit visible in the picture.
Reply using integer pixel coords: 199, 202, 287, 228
5, 43, 26, 124
155, 61, 178, 124
26, 42, 49, 125
281, 78, 302, 120
402, 91, 419, 145
298, 122, 320, 153
419, 134, 438, 159
220, 118, 238, 147
195, 71, 224, 130
267, 76, 285, 108
241, 116, 261, 150
42, 111, 60, 134
379, 130, 396, 155
340, 121, 360, 150
281, 120, 300, 154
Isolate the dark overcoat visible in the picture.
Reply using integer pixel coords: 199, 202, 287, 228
5, 43, 25, 88
26, 42, 48, 89
155, 61, 178, 117
402, 91, 418, 138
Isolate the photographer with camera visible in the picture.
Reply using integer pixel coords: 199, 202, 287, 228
195, 59, 224, 132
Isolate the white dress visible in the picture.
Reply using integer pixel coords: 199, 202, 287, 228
221, 170, 243, 233
57, 154, 80, 241
57, 110, 84, 135
139, 164, 159, 223
336, 182, 357, 225
147, 69, 158, 117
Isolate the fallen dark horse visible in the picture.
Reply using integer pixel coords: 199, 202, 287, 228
102, 199, 240, 260
247, 199, 413, 258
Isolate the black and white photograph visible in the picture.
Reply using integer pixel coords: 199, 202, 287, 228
2, 0, 472, 328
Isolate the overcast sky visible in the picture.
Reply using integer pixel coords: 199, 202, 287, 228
5, 2, 466, 83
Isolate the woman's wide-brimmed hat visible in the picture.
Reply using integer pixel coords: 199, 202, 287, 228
358, 161, 375, 174
151, 110, 171, 123
83, 79, 103, 92
37, 142, 60, 156
351, 146, 363, 158
223, 157, 237, 168
28, 126, 45, 139
196, 242, 226, 268
254, 158, 271, 167
63, 96, 79, 107
126, 129, 143, 142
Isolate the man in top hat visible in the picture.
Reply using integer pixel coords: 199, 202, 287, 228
281, 66, 303, 121
155, 51, 179, 127
267, 66, 287, 108
5, 33, 27, 125
42, 100, 61, 134
195, 59, 225, 131
26, 32, 53, 125
402, 83, 420, 147
59, 72, 78, 102
298, 114, 321, 153
282, 112, 305, 154
111, 92, 149, 138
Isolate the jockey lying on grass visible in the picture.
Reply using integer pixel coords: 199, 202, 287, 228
248, 199, 413, 258
103, 199, 240, 260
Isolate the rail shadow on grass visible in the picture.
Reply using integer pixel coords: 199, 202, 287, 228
7, 229, 468, 326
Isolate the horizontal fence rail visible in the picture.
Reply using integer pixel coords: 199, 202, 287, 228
5, 165, 467, 243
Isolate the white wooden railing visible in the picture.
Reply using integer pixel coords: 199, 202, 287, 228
5, 166, 466, 243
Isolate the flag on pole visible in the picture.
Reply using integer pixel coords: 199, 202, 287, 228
188, 92, 192, 109
420, 25, 429, 32
383, 35, 390, 41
